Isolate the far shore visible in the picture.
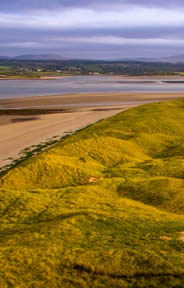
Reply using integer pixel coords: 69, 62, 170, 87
0, 74, 184, 81
0, 91, 184, 168
0, 75, 67, 80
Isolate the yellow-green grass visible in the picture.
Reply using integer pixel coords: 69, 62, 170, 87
0, 66, 12, 70
1, 99, 184, 287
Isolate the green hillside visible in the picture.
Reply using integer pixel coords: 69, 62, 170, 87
1, 99, 184, 287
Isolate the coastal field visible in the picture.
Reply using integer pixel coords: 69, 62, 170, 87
1, 98, 184, 287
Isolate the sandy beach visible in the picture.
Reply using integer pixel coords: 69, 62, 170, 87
1, 91, 184, 109
0, 106, 128, 167
0, 91, 184, 167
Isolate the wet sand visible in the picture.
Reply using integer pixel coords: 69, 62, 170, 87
0, 92, 184, 168
1, 91, 184, 109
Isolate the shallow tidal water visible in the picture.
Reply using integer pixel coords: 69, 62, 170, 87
1, 76, 184, 99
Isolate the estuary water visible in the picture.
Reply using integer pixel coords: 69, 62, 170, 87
1, 76, 184, 99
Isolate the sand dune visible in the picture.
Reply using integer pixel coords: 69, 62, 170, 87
0, 91, 184, 167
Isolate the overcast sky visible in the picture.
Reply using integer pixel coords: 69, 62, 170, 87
0, 0, 184, 59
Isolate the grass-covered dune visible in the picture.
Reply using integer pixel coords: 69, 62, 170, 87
1, 99, 184, 287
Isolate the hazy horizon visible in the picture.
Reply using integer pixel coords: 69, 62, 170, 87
1, 53, 184, 61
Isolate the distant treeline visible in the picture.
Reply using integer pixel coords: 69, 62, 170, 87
1, 59, 184, 77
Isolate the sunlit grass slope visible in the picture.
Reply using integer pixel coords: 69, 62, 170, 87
1, 99, 184, 287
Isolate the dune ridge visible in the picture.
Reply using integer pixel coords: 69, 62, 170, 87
1, 99, 184, 287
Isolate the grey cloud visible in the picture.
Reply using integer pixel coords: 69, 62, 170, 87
1, 0, 184, 12
0, 7, 184, 31
0, 0, 184, 58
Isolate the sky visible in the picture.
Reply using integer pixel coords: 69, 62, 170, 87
0, 0, 184, 59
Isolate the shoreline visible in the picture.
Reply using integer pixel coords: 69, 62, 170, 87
0, 91, 184, 168
0, 76, 67, 80
1, 91, 184, 109
0, 105, 129, 167
0, 74, 183, 81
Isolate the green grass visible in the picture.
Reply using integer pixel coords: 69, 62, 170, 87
1, 99, 184, 287
0, 66, 12, 70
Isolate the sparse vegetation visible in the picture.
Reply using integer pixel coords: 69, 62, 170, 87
1, 99, 184, 287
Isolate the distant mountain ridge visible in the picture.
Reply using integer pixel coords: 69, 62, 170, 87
162, 54, 184, 63
116, 55, 184, 63
15, 54, 67, 60
1, 54, 184, 63
0, 56, 11, 59
131, 55, 184, 63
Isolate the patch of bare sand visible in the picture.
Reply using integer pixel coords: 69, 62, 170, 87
160, 236, 172, 241
178, 232, 184, 242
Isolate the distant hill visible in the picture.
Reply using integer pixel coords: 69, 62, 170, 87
161, 54, 184, 63
139, 55, 184, 63
15, 54, 67, 60
117, 55, 184, 63
0, 56, 11, 59
1, 53, 184, 63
